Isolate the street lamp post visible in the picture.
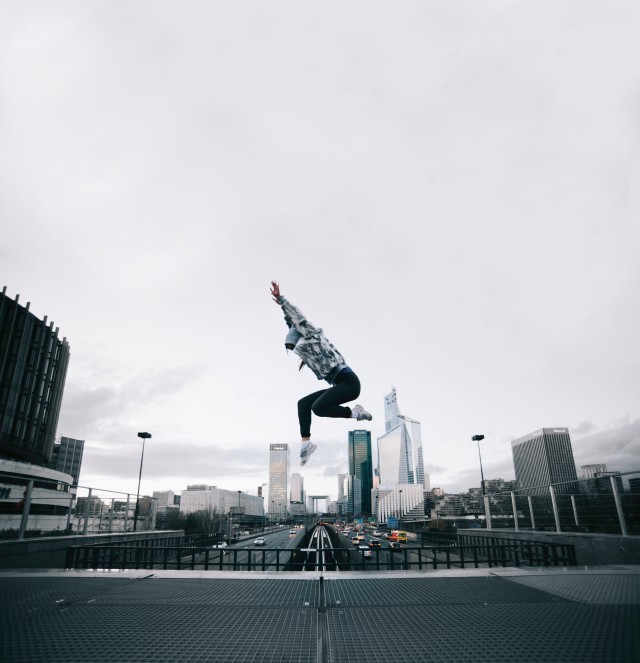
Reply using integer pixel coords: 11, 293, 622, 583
472, 435, 486, 496
133, 432, 152, 532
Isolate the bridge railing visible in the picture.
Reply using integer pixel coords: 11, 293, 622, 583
477, 470, 640, 536
65, 538, 576, 572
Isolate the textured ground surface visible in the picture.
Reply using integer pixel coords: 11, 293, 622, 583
1, 567, 638, 662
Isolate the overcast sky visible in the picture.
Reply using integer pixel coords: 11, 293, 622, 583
2, 1, 639, 505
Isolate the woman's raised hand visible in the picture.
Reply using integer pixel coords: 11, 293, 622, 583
270, 281, 281, 301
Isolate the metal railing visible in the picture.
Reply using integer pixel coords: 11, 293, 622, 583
0, 475, 271, 540
66, 538, 576, 572
477, 471, 640, 536
0, 472, 162, 539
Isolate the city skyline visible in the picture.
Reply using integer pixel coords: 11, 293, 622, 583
2, 1, 638, 502
1, 284, 635, 505
2, 282, 636, 505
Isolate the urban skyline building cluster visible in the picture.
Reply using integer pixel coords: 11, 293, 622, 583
1, 287, 634, 535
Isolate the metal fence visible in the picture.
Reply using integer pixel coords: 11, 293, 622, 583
66, 538, 576, 572
478, 471, 640, 536
1, 477, 272, 540
6, 469, 639, 541
0, 472, 163, 539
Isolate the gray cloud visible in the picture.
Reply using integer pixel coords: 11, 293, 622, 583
572, 418, 640, 473
571, 420, 597, 436
58, 363, 207, 440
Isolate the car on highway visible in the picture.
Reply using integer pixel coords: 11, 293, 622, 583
369, 539, 381, 548
351, 536, 360, 545
388, 541, 402, 551
372, 530, 383, 537
254, 537, 266, 546
289, 529, 296, 534
211, 541, 228, 549
358, 545, 372, 558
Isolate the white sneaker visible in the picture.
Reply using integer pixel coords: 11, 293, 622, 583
300, 441, 317, 466
351, 404, 372, 421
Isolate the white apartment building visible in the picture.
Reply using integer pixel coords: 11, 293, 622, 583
179, 485, 263, 517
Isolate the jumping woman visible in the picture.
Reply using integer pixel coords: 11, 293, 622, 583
270, 281, 372, 466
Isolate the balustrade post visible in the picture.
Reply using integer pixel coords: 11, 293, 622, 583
108, 498, 114, 533
610, 475, 628, 536
82, 488, 92, 535
483, 495, 492, 530
17, 480, 34, 540
66, 494, 74, 531
124, 494, 130, 532
549, 485, 561, 533
528, 496, 536, 530
571, 495, 580, 528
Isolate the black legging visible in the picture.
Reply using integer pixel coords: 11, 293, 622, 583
297, 371, 361, 438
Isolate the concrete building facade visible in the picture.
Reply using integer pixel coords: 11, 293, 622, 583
0, 287, 70, 465
511, 428, 579, 495
179, 485, 263, 517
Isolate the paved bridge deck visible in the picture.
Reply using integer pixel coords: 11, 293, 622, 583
1, 566, 638, 662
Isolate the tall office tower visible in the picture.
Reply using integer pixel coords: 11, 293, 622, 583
269, 443, 290, 519
0, 287, 70, 464
377, 388, 427, 488
290, 473, 304, 504
348, 430, 373, 516
511, 428, 579, 495
51, 436, 84, 487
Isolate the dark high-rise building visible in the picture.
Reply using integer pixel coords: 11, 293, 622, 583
51, 436, 84, 486
0, 288, 70, 464
511, 428, 579, 495
348, 429, 373, 516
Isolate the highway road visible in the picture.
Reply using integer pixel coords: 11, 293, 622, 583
188, 527, 304, 571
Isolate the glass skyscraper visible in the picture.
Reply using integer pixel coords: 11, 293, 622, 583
348, 429, 373, 516
377, 388, 427, 488
511, 428, 579, 495
268, 443, 290, 520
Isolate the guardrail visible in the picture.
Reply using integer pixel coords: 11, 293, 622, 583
0, 472, 272, 540
66, 539, 576, 572
470, 471, 640, 536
